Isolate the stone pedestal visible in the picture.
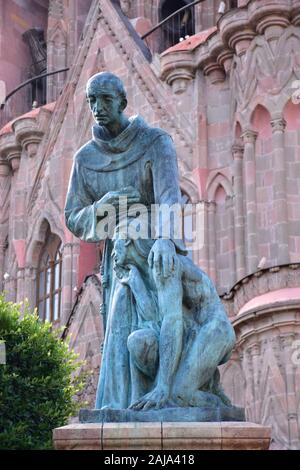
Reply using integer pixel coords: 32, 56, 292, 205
78, 406, 245, 423
53, 422, 271, 450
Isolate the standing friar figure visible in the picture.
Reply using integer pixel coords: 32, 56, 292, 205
65, 72, 244, 419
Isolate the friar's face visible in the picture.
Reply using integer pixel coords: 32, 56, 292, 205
86, 79, 125, 128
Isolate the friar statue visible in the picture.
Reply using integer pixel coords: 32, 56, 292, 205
65, 72, 240, 415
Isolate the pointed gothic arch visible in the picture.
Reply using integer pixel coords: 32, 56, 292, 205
180, 174, 199, 203
206, 172, 235, 293
206, 172, 233, 201
26, 213, 64, 268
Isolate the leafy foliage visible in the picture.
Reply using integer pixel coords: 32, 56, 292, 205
0, 295, 86, 449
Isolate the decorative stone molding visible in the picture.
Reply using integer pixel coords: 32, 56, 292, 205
202, 61, 225, 85
292, 0, 300, 26
197, 33, 227, 83
217, 49, 234, 74
0, 156, 10, 177
222, 264, 300, 318
248, 1, 290, 35
219, 7, 255, 54
0, 132, 22, 173
228, 29, 255, 56
47, 20, 67, 47
233, 301, 300, 349
48, 0, 64, 20
162, 0, 297, 96
160, 56, 195, 93
270, 115, 287, 133
241, 129, 258, 144
13, 117, 44, 158
0, 105, 53, 177
232, 144, 244, 160
160, 27, 221, 87
230, 23, 300, 120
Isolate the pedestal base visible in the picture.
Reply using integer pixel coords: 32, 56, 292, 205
53, 421, 271, 450
79, 406, 245, 423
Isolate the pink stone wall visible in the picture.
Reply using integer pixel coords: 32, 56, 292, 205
77, 241, 99, 288
75, 0, 93, 43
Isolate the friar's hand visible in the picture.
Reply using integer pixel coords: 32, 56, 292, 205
129, 386, 169, 411
148, 239, 177, 279
99, 186, 141, 208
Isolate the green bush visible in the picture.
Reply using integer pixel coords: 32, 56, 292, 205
0, 295, 86, 449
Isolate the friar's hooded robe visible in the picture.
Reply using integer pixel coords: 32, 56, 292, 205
65, 115, 186, 409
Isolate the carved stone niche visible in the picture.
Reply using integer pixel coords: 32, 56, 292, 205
0, 133, 21, 173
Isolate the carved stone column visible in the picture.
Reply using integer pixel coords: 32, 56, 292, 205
0, 240, 6, 292
248, 342, 261, 424
61, 242, 80, 325
3, 275, 17, 302
270, 115, 289, 264
24, 266, 38, 312
207, 201, 216, 283
242, 130, 258, 274
16, 268, 25, 304
47, 40, 55, 102
195, 200, 209, 275
232, 144, 246, 280
225, 195, 236, 289
0, 158, 10, 292
281, 335, 299, 450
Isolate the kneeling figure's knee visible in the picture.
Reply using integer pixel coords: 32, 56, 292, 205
127, 329, 158, 378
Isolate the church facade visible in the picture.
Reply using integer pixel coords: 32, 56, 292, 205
0, 0, 300, 449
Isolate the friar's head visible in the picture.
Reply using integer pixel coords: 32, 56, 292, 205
86, 72, 128, 130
